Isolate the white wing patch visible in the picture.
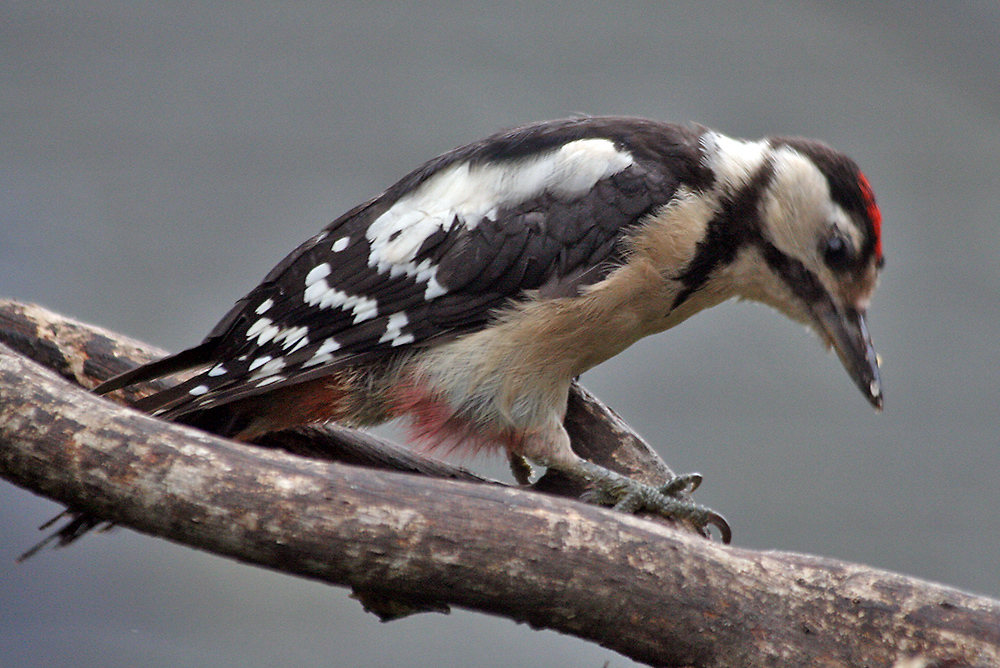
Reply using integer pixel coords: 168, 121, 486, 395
546, 138, 636, 196
365, 138, 634, 299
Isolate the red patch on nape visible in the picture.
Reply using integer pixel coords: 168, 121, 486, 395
390, 379, 523, 458
857, 171, 883, 263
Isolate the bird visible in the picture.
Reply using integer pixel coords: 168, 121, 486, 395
95, 116, 884, 541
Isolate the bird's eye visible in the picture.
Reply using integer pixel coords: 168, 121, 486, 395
822, 234, 852, 270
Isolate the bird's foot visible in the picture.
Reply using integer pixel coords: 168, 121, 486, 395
573, 460, 731, 543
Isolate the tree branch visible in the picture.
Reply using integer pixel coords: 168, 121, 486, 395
1, 300, 998, 668
0, 299, 705, 531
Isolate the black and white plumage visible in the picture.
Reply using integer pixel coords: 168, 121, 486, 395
97, 117, 884, 538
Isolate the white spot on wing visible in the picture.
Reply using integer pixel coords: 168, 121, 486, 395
189, 384, 209, 396
250, 356, 286, 380
246, 317, 272, 339
276, 326, 309, 350
248, 355, 273, 371
423, 277, 447, 300
287, 335, 309, 353
365, 138, 633, 298
246, 317, 282, 345
257, 324, 280, 345
305, 263, 331, 286
303, 337, 341, 367
350, 297, 377, 323
379, 311, 414, 347
256, 375, 285, 387
304, 276, 379, 323
332, 236, 350, 252
255, 298, 274, 314
207, 364, 227, 377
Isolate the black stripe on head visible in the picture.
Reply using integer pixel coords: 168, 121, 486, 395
760, 241, 827, 305
670, 140, 845, 320
670, 158, 776, 310
769, 137, 881, 266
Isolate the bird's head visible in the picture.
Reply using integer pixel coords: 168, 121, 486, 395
719, 136, 884, 409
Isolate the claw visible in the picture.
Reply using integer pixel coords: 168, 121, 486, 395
660, 472, 702, 495
569, 461, 732, 544
703, 510, 732, 544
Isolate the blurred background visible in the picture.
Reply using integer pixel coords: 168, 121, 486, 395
3, 2, 999, 667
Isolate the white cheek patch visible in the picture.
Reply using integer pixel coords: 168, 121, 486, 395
764, 148, 860, 265
365, 138, 634, 298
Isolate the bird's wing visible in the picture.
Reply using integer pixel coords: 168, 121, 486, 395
115, 119, 699, 418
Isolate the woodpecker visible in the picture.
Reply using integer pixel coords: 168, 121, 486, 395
97, 117, 884, 540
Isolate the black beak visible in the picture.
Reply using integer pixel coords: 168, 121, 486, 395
813, 301, 883, 410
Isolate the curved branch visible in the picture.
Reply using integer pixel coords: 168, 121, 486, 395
1, 300, 999, 668
0, 299, 701, 528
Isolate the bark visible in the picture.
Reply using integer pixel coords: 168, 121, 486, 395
1, 299, 998, 668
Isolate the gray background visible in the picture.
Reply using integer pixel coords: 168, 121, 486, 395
3, 2, 999, 667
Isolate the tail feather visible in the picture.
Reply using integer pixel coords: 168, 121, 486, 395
131, 374, 218, 417
94, 341, 218, 395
